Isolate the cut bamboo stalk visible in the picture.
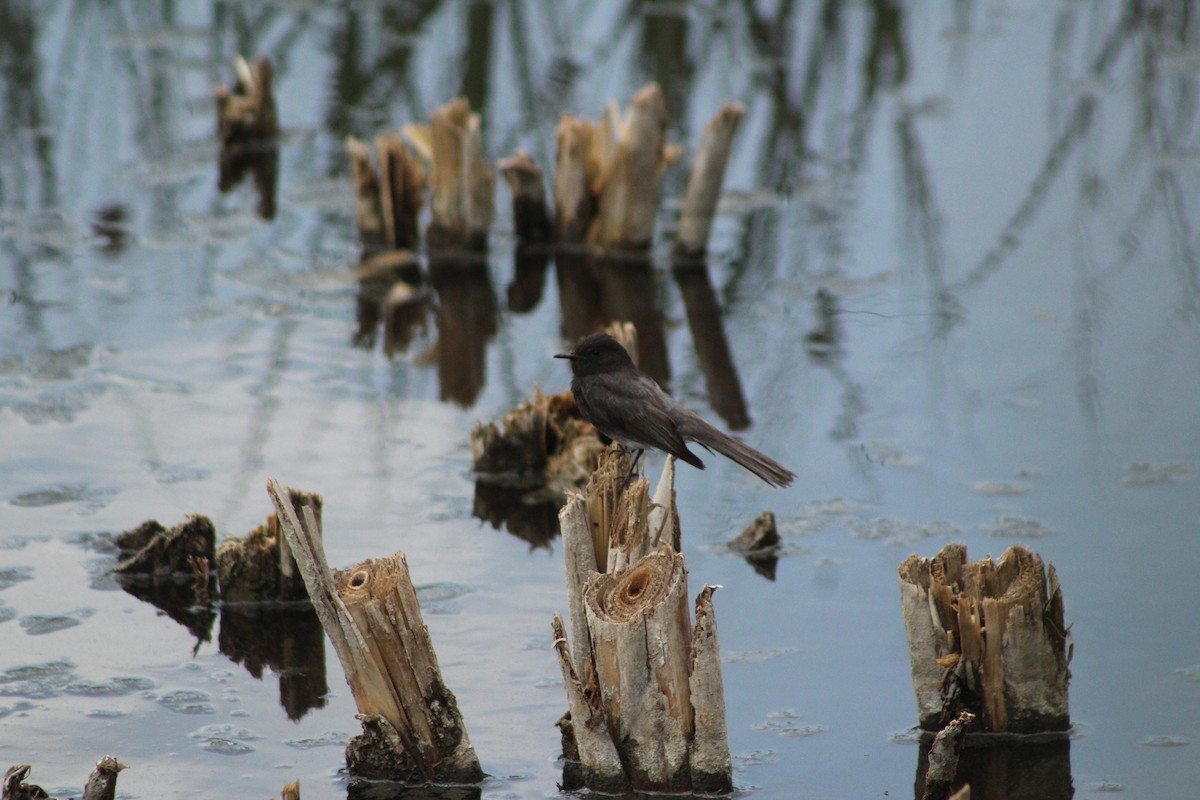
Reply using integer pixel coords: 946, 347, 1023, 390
425, 98, 495, 251
214, 55, 278, 144
347, 137, 387, 253
898, 544, 1071, 734
559, 494, 598, 679
266, 479, 483, 784
375, 134, 425, 251
213, 55, 279, 219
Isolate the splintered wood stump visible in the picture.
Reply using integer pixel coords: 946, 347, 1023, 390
214, 55, 279, 219
554, 455, 731, 793
422, 98, 495, 251
470, 388, 603, 491
898, 544, 1071, 734
112, 516, 218, 639
553, 115, 597, 244
586, 546, 692, 790
4, 757, 124, 800
215, 500, 318, 603
673, 102, 746, 261
499, 150, 553, 244
214, 55, 278, 145
553, 83, 671, 250
266, 480, 483, 785
346, 135, 426, 253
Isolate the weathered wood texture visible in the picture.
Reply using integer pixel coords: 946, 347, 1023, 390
423, 98, 495, 251
267, 479, 483, 784
554, 455, 731, 793
898, 544, 1071, 734
922, 711, 973, 800
673, 102, 746, 260
215, 505, 314, 603
553, 84, 670, 250
499, 150, 553, 244
346, 135, 426, 253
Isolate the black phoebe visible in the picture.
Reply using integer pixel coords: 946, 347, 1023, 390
556, 333, 795, 487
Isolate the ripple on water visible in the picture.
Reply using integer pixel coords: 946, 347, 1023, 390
65, 676, 156, 696
0, 659, 77, 699
0, 566, 34, 591
158, 689, 216, 715
190, 723, 261, 756
8, 484, 116, 513
284, 730, 352, 750
19, 608, 94, 636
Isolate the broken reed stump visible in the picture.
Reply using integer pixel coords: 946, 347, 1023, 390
553, 83, 673, 250
266, 479, 483, 785
4, 756, 124, 800
215, 500, 319, 604
111, 516, 218, 641
470, 388, 604, 489
730, 509, 781, 581
273, 779, 300, 800
553, 453, 732, 794
499, 150, 553, 245
421, 98, 495, 251
470, 389, 604, 547
213, 55, 279, 219
898, 543, 1071, 735
672, 262, 751, 429
673, 102, 746, 261
346, 135, 426, 254
499, 150, 553, 313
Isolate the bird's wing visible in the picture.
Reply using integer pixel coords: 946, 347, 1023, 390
576, 372, 704, 469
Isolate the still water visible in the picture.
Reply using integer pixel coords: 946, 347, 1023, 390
2, 2, 1198, 798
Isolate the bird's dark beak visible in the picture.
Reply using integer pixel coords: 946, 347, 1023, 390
555, 352, 575, 360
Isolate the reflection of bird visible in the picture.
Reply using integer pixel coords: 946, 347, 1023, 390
556, 333, 795, 487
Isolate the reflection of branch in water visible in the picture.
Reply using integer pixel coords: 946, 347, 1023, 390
0, 1, 57, 211
219, 316, 298, 527
460, 1, 494, 113
1071, 234, 1107, 426
219, 605, 329, 722
502, 3, 577, 168
672, 263, 750, 430
1160, 170, 1200, 321
323, 6, 439, 153
431, 258, 498, 407
953, 1, 1143, 294
741, 0, 807, 191
638, 4, 695, 145
894, 110, 956, 334
593, 255, 670, 385
804, 290, 864, 444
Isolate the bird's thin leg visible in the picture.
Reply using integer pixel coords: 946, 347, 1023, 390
619, 448, 644, 494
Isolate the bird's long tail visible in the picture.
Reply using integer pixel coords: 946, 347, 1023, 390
680, 414, 795, 488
